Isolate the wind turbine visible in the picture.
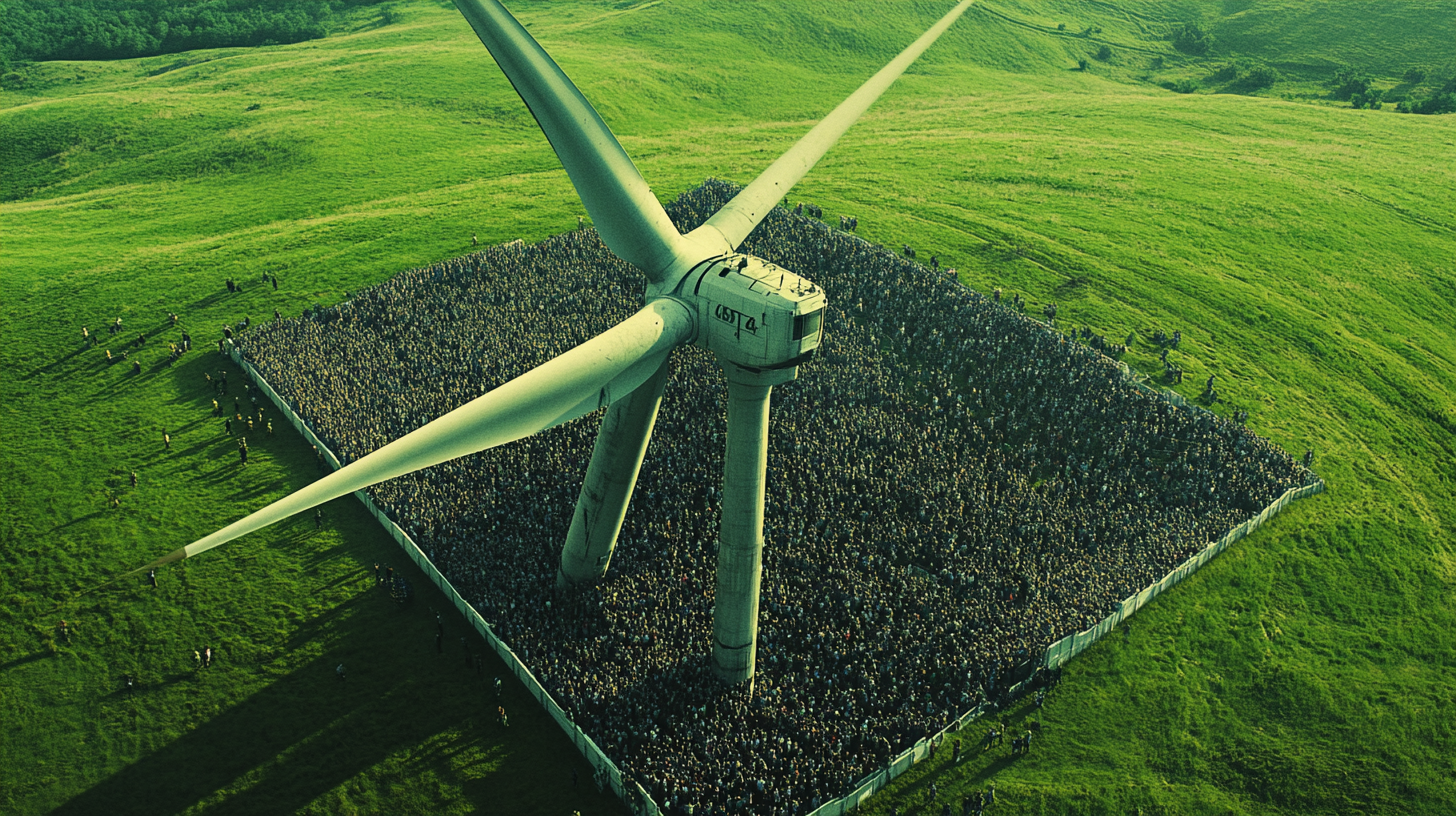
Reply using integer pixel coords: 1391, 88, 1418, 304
157, 0, 976, 684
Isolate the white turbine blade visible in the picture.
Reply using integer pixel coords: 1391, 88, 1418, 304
689, 0, 977, 252
151, 299, 693, 566
452, 0, 697, 282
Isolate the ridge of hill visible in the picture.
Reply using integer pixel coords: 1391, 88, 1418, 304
2, 1, 1454, 814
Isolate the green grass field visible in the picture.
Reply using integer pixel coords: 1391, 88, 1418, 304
2, 1, 1454, 814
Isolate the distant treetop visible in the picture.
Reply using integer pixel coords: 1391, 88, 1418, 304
1171, 23, 1213, 56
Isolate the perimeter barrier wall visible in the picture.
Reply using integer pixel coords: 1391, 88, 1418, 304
228, 342, 1322, 816
227, 343, 663, 816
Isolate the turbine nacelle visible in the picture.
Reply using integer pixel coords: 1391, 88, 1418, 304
665, 253, 826, 383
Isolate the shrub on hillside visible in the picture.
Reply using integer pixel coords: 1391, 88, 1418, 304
1235, 64, 1279, 91
1168, 78, 1199, 94
1096, 44, 1112, 62
1400, 92, 1456, 115
1172, 23, 1212, 56
1403, 67, 1428, 85
1332, 67, 1373, 100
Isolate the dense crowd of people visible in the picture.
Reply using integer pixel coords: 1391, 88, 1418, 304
239, 180, 1311, 816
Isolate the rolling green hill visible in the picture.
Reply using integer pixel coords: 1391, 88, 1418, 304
2, 1, 1454, 814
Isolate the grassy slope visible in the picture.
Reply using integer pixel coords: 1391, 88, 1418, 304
2, 0, 1454, 814
973, 0, 1456, 102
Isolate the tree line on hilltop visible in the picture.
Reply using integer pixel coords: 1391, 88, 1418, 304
0, 0, 388, 69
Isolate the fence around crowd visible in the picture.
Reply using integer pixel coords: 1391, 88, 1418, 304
227, 339, 1323, 816
226, 341, 662, 816
802, 483, 1326, 816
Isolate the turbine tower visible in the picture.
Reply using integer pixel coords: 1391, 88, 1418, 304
157, 0, 976, 684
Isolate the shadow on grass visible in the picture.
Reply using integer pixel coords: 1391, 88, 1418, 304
184, 290, 245, 313
50, 510, 109, 534
52, 574, 620, 816
28, 345, 93, 378
302, 540, 357, 574
0, 651, 50, 673
51, 612, 484, 816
